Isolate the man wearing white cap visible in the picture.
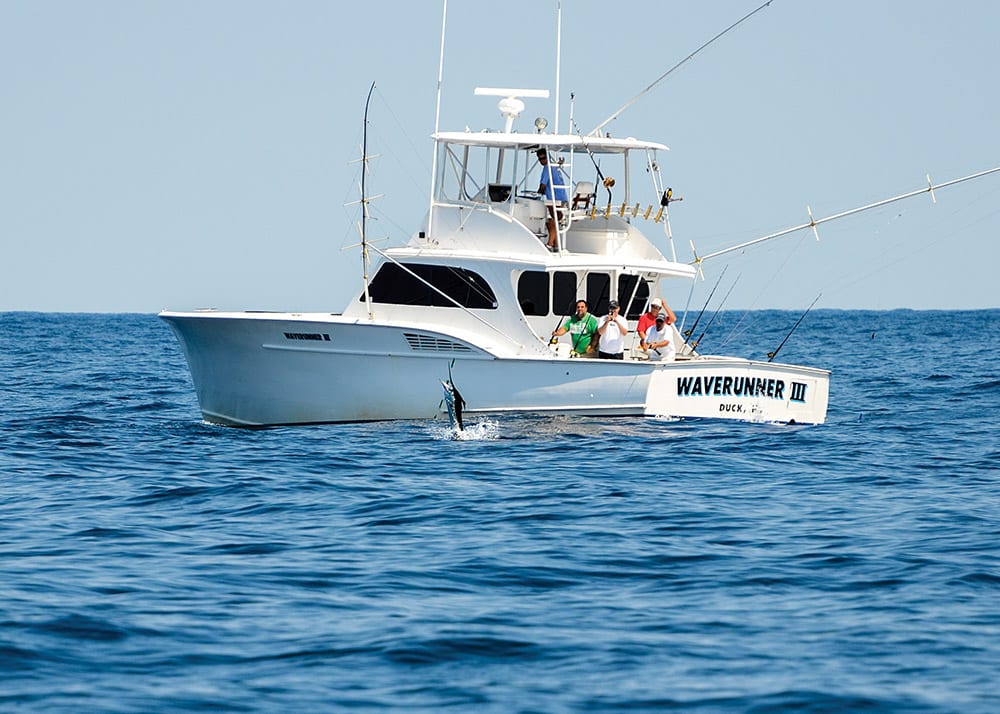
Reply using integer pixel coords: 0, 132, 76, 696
637, 297, 676, 351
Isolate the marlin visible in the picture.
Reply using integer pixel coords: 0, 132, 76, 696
440, 378, 465, 432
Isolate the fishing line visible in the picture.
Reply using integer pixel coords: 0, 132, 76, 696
816, 185, 1000, 305
590, 0, 776, 135
682, 265, 727, 349
714, 228, 810, 349
570, 117, 615, 204
678, 277, 698, 337
442, 266, 496, 305
548, 271, 591, 345
374, 86, 433, 178
690, 274, 740, 350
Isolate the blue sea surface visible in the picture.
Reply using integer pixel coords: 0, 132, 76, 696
1, 310, 998, 712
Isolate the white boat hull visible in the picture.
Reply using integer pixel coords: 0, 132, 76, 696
161, 312, 829, 426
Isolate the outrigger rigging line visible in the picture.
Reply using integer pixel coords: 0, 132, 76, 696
692, 165, 1000, 266
570, 117, 615, 204
690, 274, 740, 351
590, 0, 775, 136
682, 265, 728, 350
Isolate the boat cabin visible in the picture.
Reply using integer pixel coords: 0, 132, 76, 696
347, 127, 697, 359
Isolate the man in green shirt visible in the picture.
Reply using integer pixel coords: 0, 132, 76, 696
551, 299, 599, 356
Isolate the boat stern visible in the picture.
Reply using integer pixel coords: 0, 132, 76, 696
644, 359, 830, 424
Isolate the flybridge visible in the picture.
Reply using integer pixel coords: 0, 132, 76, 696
432, 131, 669, 154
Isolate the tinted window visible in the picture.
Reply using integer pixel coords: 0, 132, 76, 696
618, 275, 650, 320
587, 273, 612, 315
552, 271, 578, 315
365, 263, 497, 309
517, 271, 549, 316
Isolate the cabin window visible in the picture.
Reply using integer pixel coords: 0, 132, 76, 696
552, 271, 577, 315
364, 263, 497, 309
488, 184, 512, 203
517, 271, 548, 316
618, 275, 650, 320
586, 273, 612, 315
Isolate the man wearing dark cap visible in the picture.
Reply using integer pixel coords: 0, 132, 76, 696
536, 149, 568, 251
596, 300, 629, 359
643, 310, 675, 362
637, 296, 676, 346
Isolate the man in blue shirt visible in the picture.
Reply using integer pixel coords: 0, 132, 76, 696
537, 149, 568, 251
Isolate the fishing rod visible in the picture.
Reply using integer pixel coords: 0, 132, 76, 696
548, 299, 577, 345
678, 274, 698, 336
682, 264, 728, 348
570, 114, 615, 204
579, 279, 613, 355
547, 269, 591, 345
690, 275, 740, 350
590, 0, 776, 136
767, 293, 821, 363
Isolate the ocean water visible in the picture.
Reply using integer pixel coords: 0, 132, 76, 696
1, 309, 998, 713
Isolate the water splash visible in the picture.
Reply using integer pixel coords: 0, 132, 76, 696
428, 420, 501, 441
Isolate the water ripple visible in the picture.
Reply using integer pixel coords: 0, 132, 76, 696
0, 311, 997, 713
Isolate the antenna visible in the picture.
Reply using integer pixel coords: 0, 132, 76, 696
343, 81, 380, 320
555, 0, 562, 133
427, 0, 448, 241
474, 87, 550, 133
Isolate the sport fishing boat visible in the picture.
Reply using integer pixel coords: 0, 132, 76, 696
160, 80, 832, 427
160, 5, 999, 428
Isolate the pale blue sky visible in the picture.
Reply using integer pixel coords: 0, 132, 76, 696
2, 1, 998, 312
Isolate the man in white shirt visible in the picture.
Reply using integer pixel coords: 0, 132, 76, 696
596, 300, 629, 359
644, 312, 675, 362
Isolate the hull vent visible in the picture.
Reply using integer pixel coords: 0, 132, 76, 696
403, 333, 476, 353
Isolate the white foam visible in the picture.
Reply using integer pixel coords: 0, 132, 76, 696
428, 420, 501, 441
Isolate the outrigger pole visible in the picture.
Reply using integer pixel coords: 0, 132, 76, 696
693, 165, 1000, 266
